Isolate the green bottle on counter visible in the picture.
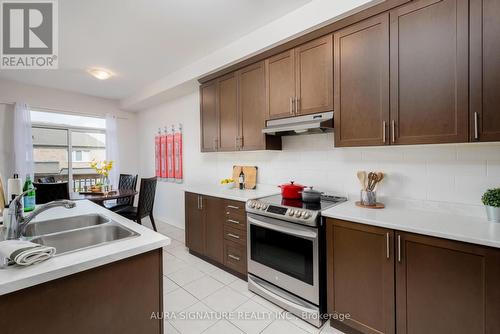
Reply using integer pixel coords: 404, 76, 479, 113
23, 175, 36, 212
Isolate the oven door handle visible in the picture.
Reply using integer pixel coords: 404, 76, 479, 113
247, 216, 317, 239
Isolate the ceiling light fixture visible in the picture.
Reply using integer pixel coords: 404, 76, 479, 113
88, 68, 113, 80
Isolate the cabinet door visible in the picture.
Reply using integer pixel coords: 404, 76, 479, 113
334, 14, 389, 147
204, 196, 225, 263
185, 192, 205, 254
238, 62, 266, 150
470, 0, 500, 142
295, 35, 333, 116
390, 0, 468, 145
200, 81, 218, 152
395, 232, 500, 334
218, 73, 238, 151
266, 50, 296, 120
327, 219, 395, 334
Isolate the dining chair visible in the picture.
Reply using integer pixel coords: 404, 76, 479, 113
33, 182, 70, 204
105, 174, 138, 212
115, 177, 158, 231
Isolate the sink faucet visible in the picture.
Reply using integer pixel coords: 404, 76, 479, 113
4, 189, 76, 240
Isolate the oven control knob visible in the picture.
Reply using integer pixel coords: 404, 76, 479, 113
249, 201, 256, 208
295, 211, 302, 218
288, 209, 294, 216
261, 204, 268, 210
303, 212, 311, 219
256, 203, 261, 209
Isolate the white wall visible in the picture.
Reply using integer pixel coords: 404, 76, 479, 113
0, 79, 139, 184
137, 89, 500, 228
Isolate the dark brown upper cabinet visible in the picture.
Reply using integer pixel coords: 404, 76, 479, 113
389, 0, 469, 145
327, 219, 395, 334
266, 35, 333, 120
218, 73, 239, 151
238, 62, 275, 151
470, 0, 500, 142
295, 35, 334, 116
265, 50, 296, 120
334, 14, 390, 147
199, 62, 281, 152
200, 81, 218, 152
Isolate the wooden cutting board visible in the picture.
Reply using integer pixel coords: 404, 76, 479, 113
232, 166, 258, 189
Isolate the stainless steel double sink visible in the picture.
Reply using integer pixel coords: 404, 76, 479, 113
22, 214, 140, 256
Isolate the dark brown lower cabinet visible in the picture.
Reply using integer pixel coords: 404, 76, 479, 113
327, 219, 395, 334
0, 249, 163, 334
396, 232, 500, 334
327, 219, 500, 334
185, 192, 205, 254
185, 192, 247, 277
204, 196, 225, 263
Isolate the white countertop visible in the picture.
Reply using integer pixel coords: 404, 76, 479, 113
0, 200, 170, 295
184, 184, 279, 202
322, 199, 500, 249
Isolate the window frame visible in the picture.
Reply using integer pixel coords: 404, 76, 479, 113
32, 120, 106, 189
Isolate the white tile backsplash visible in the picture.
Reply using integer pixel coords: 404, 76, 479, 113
138, 90, 500, 227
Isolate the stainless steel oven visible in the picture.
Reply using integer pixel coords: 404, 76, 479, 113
247, 212, 324, 326
247, 213, 319, 303
246, 194, 346, 327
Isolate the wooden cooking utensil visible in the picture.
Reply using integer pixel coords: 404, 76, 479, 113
375, 172, 384, 190
367, 172, 377, 191
357, 171, 367, 190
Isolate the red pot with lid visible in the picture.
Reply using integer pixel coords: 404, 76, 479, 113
278, 181, 306, 199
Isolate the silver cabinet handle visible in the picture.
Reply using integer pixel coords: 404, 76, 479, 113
295, 97, 299, 114
227, 233, 240, 239
240, 136, 244, 148
227, 205, 240, 210
227, 219, 240, 225
197, 195, 200, 209
474, 112, 479, 140
235, 137, 239, 149
199, 196, 203, 210
397, 235, 401, 263
391, 120, 396, 143
383, 121, 387, 144
289, 97, 294, 114
386, 232, 390, 259
228, 254, 240, 261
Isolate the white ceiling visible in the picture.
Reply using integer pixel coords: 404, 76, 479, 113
0, 0, 311, 100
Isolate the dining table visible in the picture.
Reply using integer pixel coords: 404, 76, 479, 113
70, 189, 138, 206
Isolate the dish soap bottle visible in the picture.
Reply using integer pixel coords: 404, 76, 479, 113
238, 170, 245, 190
23, 175, 36, 212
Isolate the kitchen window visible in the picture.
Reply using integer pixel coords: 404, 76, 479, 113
31, 110, 106, 191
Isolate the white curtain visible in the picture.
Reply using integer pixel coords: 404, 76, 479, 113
13, 102, 34, 181
105, 114, 120, 188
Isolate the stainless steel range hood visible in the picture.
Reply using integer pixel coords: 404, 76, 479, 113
262, 112, 333, 136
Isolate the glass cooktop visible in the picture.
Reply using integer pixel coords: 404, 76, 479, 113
257, 194, 347, 211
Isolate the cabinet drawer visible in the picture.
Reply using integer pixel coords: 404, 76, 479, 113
224, 240, 247, 275
224, 215, 246, 231
225, 200, 246, 217
224, 225, 246, 246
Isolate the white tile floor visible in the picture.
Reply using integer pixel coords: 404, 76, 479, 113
153, 220, 345, 334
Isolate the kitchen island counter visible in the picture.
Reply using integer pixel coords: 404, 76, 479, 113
0, 200, 169, 295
